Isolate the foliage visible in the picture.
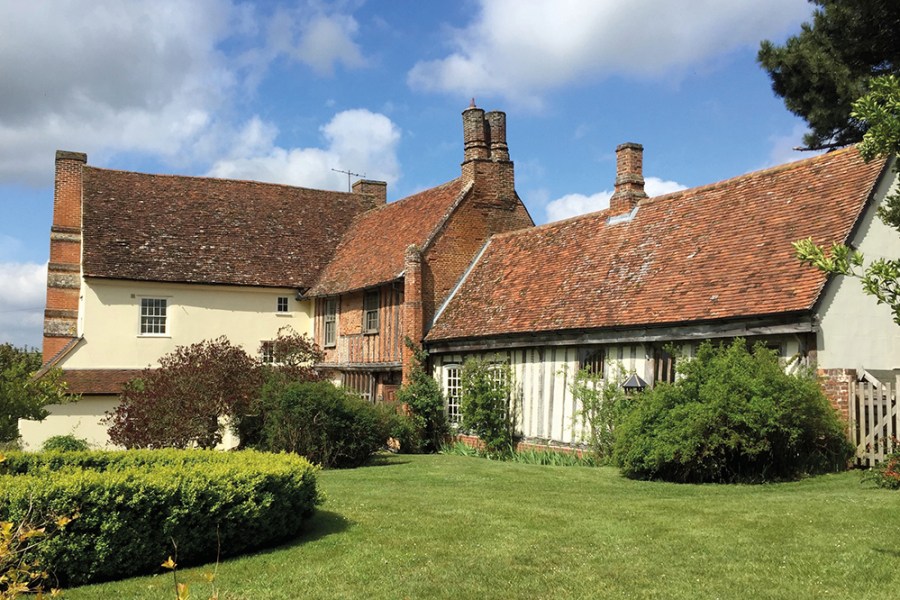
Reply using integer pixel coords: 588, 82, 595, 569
460, 357, 515, 455
374, 403, 420, 454
862, 438, 900, 490
0, 344, 70, 443
259, 326, 324, 385
757, 0, 900, 150
568, 363, 633, 462
0, 449, 320, 586
105, 337, 262, 449
254, 381, 384, 468
394, 340, 449, 452
440, 441, 599, 467
613, 340, 852, 483
41, 435, 89, 453
794, 74, 900, 325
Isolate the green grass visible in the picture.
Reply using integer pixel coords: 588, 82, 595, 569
66, 454, 899, 599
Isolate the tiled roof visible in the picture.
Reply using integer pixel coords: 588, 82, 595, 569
427, 147, 887, 342
82, 168, 378, 288
309, 178, 471, 295
60, 369, 143, 395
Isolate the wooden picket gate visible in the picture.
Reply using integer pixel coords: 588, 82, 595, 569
849, 378, 898, 466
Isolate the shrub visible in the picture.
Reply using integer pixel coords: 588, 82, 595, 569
614, 339, 852, 483
863, 439, 900, 489
395, 341, 449, 452
41, 435, 89, 453
255, 381, 384, 468
374, 403, 421, 453
569, 363, 633, 462
460, 357, 515, 455
105, 337, 262, 449
0, 344, 70, 443
0, 449, 320, 586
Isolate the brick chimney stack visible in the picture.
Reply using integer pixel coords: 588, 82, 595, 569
43, 150, 86, 363
609, 142, 648, 215
461, 104, 515, 202
401, 245, 424, 384
351, 179, 387, 205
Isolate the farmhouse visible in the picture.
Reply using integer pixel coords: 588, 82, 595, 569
424, 144, 900, 446
22, 105, 532, 448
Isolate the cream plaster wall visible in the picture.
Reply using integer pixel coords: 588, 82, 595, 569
62, 279, 314, 369
17, 396, 120, 450
816, 165, 900, 371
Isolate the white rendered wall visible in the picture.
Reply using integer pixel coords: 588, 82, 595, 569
61, 278, 314, 369
17, 396, 119, 450
816, 167, 900, 371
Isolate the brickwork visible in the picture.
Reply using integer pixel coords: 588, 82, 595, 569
351, 179, 387, 205
818, 368, 855, 421
402, 246, 424, 382
43, 151, 86, 362
609, 142, 648, 215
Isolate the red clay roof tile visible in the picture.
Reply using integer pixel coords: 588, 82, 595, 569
427, 147, 887, 342
60, 369, 142, 395
82, 168, 378, 288
309, 178, 471, 295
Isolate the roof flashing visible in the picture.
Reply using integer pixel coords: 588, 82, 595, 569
607, 205, 639, 225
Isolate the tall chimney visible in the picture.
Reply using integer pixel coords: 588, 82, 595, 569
609, 142, 647, 215
43, 150, 86, 363
462, 104, 489, 164
485, 111, 509, 162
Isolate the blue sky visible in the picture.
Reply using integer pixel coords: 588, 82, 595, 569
0, 0, 817, 348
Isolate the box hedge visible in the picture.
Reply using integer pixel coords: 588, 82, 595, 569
0, 449, 320, 586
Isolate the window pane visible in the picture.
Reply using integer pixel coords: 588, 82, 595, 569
140, 298, 167, 335
445, 366, 461, 424
276, 297, 289, 312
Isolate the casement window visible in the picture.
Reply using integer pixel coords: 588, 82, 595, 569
324, 299, 337, 347
444, 364, 462, 425
276, 296, 289, 313
260, 341, 275, 365
140, 298, 167, 335
363, 290, 379, 333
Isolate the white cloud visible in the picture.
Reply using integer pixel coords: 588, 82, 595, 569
408, 0, 811, 106
0, 1, 369, 187
545, 177, 687, 222
0, 262, 46, 348
764, 124, 823, 168
208, 109, 401, 190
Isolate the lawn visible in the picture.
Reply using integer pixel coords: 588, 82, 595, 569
66, 454, 898, 599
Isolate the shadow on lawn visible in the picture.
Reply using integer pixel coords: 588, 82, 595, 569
873, 547, 900, 558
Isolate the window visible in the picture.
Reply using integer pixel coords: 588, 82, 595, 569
444, 364, 462, 425
260, 341, 275, 365
324, 299, 337, 347
580, 348, 605, 377
342, 371, 374, 403
276, 296, 289, 313
140, 298, 167, 335
363, 290, 379, 333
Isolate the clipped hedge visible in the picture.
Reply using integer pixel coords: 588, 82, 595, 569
0, 449, 320, 586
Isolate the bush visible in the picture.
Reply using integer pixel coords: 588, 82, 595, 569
569, 363, 633, 463
614, 340, 852, 483
0, 449, 320, 586
105, 337, 262, 449
395, 341, 449, 452
41, 435, 89, 452
374, 403, 421, 453
0, 344, 70, 443
460, 358, 515, 455
863, 439, 900, 489
255, 381, 384, 468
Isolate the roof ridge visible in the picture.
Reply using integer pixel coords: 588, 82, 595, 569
85, 165, 369, 197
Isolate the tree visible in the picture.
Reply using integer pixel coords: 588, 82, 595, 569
758, 0, 900, 150
105, 337, 261, 449
794, 74, 900, 324
395, 340, 449, 452
0, 344, 69, 443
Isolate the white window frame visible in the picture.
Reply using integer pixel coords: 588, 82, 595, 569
276, 296, 290, 314
324, 298, 337, 348
260, 340, 276, 365
139, 297, 168, 336
443, 364, 462, 425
